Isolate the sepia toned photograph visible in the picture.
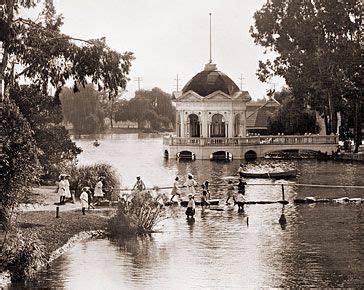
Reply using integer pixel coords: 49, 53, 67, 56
0, 0, 363, 288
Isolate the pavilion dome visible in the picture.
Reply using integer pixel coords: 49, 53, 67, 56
182, 63, 240, 97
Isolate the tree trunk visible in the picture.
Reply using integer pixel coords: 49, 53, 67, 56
353, 94, 362, 153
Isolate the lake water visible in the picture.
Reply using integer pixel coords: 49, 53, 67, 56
13, 134, 364, 288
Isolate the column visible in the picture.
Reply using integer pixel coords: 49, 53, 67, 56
228, 113, 234, 137
180, 111, 185, 137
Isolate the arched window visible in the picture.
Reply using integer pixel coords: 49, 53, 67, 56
211, 114, 225, 137
188, 114, 200, 137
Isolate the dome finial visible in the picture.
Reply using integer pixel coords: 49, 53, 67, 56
209, 13, 212, 64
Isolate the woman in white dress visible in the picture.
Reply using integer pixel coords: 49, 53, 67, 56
94, 177, 105, 203
170, 176, 181, 202
64, 175, 72, 201
58, 175, 66, 204
184, 173, 197, 195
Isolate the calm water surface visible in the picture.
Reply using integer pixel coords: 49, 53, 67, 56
14, 134, 364, 288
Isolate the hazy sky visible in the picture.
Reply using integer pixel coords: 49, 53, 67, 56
51, 0, 284, 99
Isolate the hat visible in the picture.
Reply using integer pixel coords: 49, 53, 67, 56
188, 193, 194, 198
188, 173, 194, 178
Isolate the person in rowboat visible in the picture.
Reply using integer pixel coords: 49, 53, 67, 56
170, 176, 181, 202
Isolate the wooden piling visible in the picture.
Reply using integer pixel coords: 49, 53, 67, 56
56, 206, 60, 218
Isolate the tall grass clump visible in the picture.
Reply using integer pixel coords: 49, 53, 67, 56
108, 191, 165, 237
69, 163, 120, 200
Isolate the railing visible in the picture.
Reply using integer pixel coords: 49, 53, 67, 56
163, 135, 339, 147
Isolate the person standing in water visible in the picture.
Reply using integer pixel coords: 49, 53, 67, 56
186, 193, 196, 219
235, 190, 246, 212
238, 163, 245, 178
200, 184, 210, 210
170, 176, 181, 202
133, 176, 146, 192
204, 180, 211, 200
80, 187, 89, 215
237, 178, 247, 196
184, 173, 197, 195
226, 180, 235, 204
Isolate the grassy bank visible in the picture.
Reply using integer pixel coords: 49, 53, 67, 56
15, 210, 110, 257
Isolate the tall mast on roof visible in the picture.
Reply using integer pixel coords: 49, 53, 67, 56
209, 13, 212, 63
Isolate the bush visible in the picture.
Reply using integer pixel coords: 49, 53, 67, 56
108, 191, 164, 237
69, 163, 121, 200
3, 232, 46, 282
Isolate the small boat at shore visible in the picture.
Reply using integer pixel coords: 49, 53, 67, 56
240, 170, 297, 179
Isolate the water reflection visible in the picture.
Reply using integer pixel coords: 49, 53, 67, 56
15, 134, 363, 288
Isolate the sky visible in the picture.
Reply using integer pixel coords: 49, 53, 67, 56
42, 0, 284, 99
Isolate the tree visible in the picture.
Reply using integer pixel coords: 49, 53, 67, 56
267, 89, 319, 135
250, 0, 362, 149
60, 84, 106, 134
1, 99, 41, 231
0, 0, 134, 230
114, 87, 176, 130
10, 85, 81, 177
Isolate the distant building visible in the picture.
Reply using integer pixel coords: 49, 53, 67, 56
172, 62, 279, 138
246, 98, 280, 135
172, 62, 252, 138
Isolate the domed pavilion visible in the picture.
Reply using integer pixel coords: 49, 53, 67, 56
165, 62, 338, 160
173, 62, 251, 139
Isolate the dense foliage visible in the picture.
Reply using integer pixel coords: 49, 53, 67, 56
115, 87, 175, 131
3, 232, 46, 282
60, 84, 106, 134
108, 191, 165, 237
250, 0, 362, 149
69, 163, 121, 200
0, 99, 41, 229
1, 0, 133, 250
10, 85, 81, 177
268, 89, 319, 135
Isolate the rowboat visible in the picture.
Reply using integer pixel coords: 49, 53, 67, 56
239, 170, 297, 179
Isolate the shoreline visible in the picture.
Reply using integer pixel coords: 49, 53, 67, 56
0, 209, 113, 287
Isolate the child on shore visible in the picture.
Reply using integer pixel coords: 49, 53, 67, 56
80, 187, 89, 215
226, 180, 235, 204
186, 194, 195, 219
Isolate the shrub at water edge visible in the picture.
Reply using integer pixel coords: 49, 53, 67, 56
108, 191, 165, 237
3, 232, 46, 282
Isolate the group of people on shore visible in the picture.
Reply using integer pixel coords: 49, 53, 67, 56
58, 175, 105, 215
